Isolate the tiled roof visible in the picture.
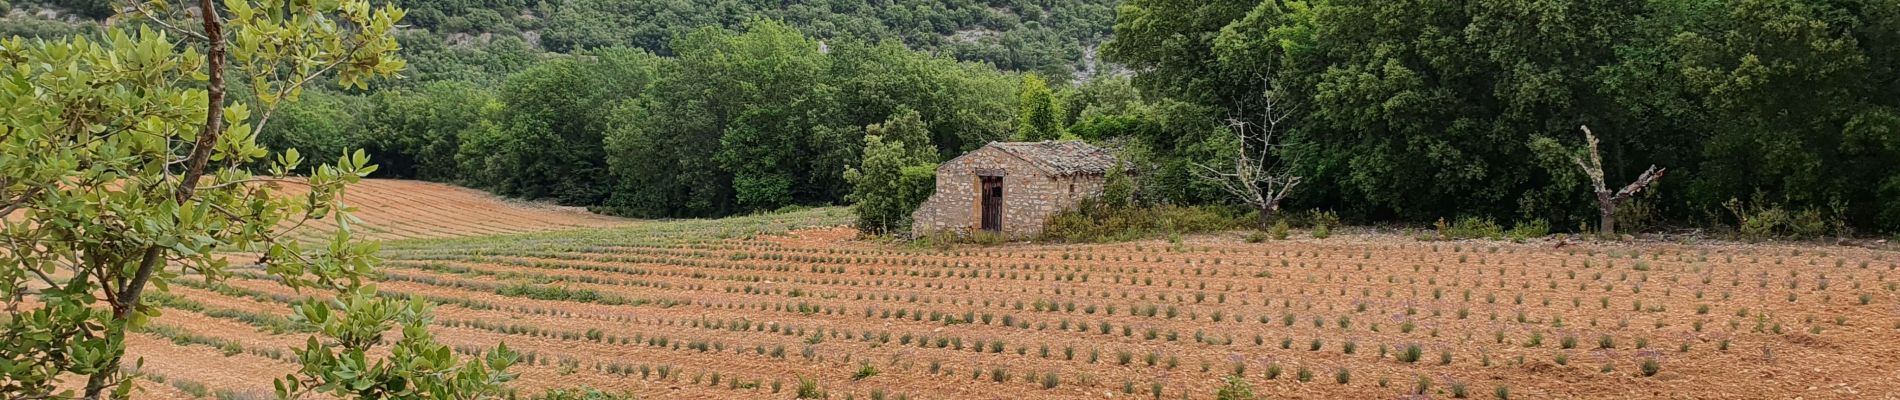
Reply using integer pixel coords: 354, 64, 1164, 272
987, 140, 1117, 176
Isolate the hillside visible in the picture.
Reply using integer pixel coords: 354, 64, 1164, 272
398, 0, 1118, 81
2, 0, 1118, 81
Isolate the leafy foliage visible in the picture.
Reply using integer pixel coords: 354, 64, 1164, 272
361, 81, 497, 181
844, 109, 939, 235
1214, 375, 1258, 400
1016, 74, 1065, 141
276, 289, 518, 399
538, 0, 1116, 78
1105, 0, 1900, 234
466, 48, 659, 205
601, 21, 1017, 218
0, 1, 517, 398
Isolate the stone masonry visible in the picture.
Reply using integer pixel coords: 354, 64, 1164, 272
911, 141, 1116, 239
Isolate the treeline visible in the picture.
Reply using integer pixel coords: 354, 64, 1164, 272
261, 20, 1031, 218
1102, 0, 1900, 235
17, 0, 1895, 235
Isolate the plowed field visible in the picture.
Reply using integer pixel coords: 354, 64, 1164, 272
127, 189, 1900, 399
282, 179, 634, 241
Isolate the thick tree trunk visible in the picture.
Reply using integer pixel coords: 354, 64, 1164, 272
1256, 207, 1275, 230
1597, 191, 1616, 237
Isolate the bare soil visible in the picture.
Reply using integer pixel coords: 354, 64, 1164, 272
118, 194, 1900, 399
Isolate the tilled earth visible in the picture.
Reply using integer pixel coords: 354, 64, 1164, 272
125, 210, 1900, 399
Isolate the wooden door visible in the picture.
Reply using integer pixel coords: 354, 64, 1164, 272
980, 176, 1003, 232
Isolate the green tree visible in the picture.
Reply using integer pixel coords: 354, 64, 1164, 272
256, 90, 370, 171
0, 1, 513, 398
843, 109, 938, 234
1102, 0, 1260, 115
1650, 0, 1900, 231
1276, 0, 1638, 223
1016, 73, 1065, 141
1060, 76, 1145, 128
827, 40, 1016, 160
361, 81, 496, 181
469, 48, 660, 204
605, 20, 840, 216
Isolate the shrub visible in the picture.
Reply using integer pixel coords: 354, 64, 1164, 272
1310, 209, 1341, 230
1446, 216, 1504, 239
1312, 223, 1332, 239
853, 362, 879, 380
1270, 220, 1290, 240
532, 388, 637, 400
1723, 196, 1847, 240
1640, 358, 1660, 377
796, 377, 826, 399
1397, 344, 1423, 363
1506, 219, 1549, 241
1214, 376, 1256, 400
1334, 368, 1351, 384
1040, 202, 1247, 243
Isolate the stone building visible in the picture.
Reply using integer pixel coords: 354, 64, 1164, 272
911, 140, 1116, 239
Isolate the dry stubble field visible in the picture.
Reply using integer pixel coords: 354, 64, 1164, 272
128, 180, 1900, 399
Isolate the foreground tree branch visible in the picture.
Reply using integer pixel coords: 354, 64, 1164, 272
0, 1, 497, 399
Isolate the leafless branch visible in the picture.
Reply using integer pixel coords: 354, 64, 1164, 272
197, 177, 314, 192
128, 1, 210, 42
1613, 165, 1666, 201
0, 187, 44, 217
1573, 125, 1665, 236
1192, 79, 1303, 227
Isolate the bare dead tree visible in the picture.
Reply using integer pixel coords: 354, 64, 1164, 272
1571, 125, 1665, 237
1194, 80, 1301, 229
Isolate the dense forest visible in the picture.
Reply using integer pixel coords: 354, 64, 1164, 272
1100, 0, 1900, 235
6, 0, 1896, 235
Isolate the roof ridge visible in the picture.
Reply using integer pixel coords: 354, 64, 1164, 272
982, 140, 1115, 176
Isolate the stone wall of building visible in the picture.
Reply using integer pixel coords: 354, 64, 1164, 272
911, 146, 1107, 239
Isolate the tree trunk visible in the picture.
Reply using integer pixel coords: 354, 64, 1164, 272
87, 2, 227, 399
1596, 191, 1615, 237
1256, 207, 1275, 230
82, 364, 114, 400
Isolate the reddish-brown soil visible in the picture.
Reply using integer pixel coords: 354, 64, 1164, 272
118, 198, 1900, 399
280, 179, 634, 241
